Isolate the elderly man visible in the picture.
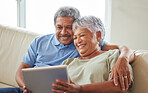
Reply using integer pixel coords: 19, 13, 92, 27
0, 6, 134, 93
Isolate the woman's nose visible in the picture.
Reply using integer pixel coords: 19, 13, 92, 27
77, 37, 82, 43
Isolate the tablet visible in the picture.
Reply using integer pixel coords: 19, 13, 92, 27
22, 65, 68, 93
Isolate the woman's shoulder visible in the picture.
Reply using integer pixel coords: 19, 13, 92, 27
108, 49, 120, 54
97, 49, 119, 57
107, 49, 120, 61
62, 58, 76, 65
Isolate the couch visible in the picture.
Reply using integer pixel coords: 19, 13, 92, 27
0, 24, 148, 93
0, 24, 39, 88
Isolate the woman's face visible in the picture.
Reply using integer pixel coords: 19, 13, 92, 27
73, 27, 100, 57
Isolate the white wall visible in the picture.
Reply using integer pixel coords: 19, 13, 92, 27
110, 0, 148, 50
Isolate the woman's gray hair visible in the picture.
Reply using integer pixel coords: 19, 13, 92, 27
54, 6, 80, 25
73, 16, 105, 46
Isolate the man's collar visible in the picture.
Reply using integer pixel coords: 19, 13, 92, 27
53, 34, 61, 46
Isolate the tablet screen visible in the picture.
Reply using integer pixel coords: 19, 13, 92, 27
22, 65, 68, 93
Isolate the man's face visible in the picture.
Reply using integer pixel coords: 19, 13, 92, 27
55, 16, 74, 45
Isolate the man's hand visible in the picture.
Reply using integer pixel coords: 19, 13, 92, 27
22, 86, 28, 93
52, 79, 82, 93
111, 56, 131, 91
22, 86, 32, 93
15, 63, 32, 93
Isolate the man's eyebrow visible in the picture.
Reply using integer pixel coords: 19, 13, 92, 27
56, 24, 61, 26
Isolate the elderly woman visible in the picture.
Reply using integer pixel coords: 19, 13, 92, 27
52, 16, 134, 93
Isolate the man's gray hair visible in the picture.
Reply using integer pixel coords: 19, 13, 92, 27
73, 16, 105, 46
54, 6, 80, 25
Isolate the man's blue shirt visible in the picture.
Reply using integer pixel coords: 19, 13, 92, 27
22, 34, 106, 68
22, 34, 80, 67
